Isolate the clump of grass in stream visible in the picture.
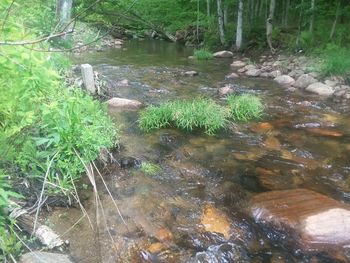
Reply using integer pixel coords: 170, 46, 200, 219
194, 49, 213, 60
227, 94, 264, 121
140, 162, 162, 176
139, 98, 227, 135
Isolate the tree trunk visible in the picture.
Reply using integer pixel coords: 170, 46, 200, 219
56, 0, 73, 27
266, 0, 276, 53
296, 0, 304, 49
223, 4, 228, 28
207, 0, 211, 17
284, 0, 290, 27
330, 0, 341, 40
217, 0, 225, 45
309, 0, 315, 32
236, 0, 244, 50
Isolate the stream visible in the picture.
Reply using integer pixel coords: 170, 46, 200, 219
44, 40, 350, 262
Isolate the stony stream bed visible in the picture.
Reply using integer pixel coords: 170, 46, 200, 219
43, 40, 350, 263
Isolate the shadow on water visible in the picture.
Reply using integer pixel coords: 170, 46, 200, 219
44, 39, 350, 262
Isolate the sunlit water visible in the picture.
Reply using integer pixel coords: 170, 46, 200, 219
44, 40, 350, 262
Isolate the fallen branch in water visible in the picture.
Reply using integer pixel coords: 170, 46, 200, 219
9, 203, 65, 249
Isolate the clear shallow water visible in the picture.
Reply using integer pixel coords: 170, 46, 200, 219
46, 40, 350, 262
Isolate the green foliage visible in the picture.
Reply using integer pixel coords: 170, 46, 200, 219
320, 44, 350, 76
194, 48, 213, 60
140, 162, 161, 176
0, 171, 22, 261
139, 98, 227, 135
227, 94, 264, 122
0, 1, 118, 196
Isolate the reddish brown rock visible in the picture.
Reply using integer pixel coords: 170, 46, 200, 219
250, 189, 350, 259
250, 122, 274, 133
201, 205, 231, 239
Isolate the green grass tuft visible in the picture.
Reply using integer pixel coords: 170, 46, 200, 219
140, 162, 162, 176
194, 49, 213, 60
139, 98, 227, 135
227, 94, 264, 121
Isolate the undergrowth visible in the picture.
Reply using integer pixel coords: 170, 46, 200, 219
194, 49, 213, 60
139, 95, 263, 135
319, 44, 350, 76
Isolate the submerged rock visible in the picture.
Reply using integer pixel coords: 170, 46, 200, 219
20, 252, 73, 263
107, 97, 142, 109
219, 85, 234, 96
306, 82, 334, 96
250, 189, 350, 259
201, 205, 231, 239
226, 72, 239, 79
213, 50, 233, 58
189, 243, 249, 263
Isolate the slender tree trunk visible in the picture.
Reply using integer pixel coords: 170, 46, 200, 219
266, 0, 276, 53
197, 0, 200, 44
296, 0, 304, 48
236, 0, 244, 50
309, 0, 315, 32
217, 0, 225, 45
330, 0, 341, 40
223, 4, 228, 28
207, 0, 211, 17
284, 0, 290, 27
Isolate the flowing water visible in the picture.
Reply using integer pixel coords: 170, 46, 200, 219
45, 40, 350, 262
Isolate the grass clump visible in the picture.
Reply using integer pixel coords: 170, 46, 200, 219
194, 49, 213, 60
227, 94, 264, 121
140, 162, 162, 176
139, 98, 227, 135
320, 44, 350, 76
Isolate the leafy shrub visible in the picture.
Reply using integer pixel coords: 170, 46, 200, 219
0, 171, 22, 260
140, 162, 161, 176
320, 44, 350, 76
139, 98, 227, 135
227, 94, 264, 121
194, 48, 213, 60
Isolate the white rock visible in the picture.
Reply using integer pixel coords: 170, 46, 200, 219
274, 75, 295, 87
294, 74, 317, 89
226, 72, 239, 79
244, 64, 257, 71
245, 69, 261, 77
184, 71, 198, 76
324, 79, 338, 87
20, 252, 73, 263
306, 82, 334, 96
213, 50, 233, 58
106, 98, 142, 109
230, 60, 246, 67
269, 70, 282, 78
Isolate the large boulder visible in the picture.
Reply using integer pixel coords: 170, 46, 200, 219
20, 252, 73, 263
294, 74, 317, 89
250, 189, 350, 259
306, 82, 334, 96
213, 50, 233, 58
106, 98, 142, 109
274, 75, 295, 87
